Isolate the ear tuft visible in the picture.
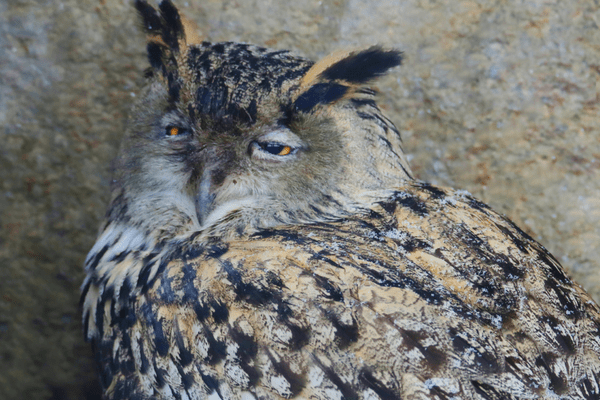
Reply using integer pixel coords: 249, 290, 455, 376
320, 46, 402, 84
136, 0, 185, 49
135, 0, 163, 33
135, 0, 197, 102
295, 46, 402, 111
158, 0, 184, 51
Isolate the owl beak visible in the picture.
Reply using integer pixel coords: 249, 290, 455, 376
194, 146, 234, 228
195, 166, 215, 227
194, 146, 239, 230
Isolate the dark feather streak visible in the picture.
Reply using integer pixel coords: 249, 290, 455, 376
294, 83, 348, 112
158, 0, 184, 52
319, 47, 402, 84
359, 369, 400, 400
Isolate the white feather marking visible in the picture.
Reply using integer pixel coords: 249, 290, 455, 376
424, 378, 459, 393
308, 366, 325, 387
85, 225, 146, 267
270, 375, 292, 397
324, 388, 344, 400
225, 362, 250, 387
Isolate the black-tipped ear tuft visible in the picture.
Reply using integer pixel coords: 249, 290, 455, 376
320, 46, 402, 84
135, 0, 185, 52
158, 0, 184, 51
135, 0, 162, 33
135, 0, 185, 102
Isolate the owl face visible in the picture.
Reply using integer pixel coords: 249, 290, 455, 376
109, 0, 412, 240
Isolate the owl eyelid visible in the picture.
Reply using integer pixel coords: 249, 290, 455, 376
256, 127, 305, 148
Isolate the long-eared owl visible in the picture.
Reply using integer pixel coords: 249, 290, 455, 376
81, 1, 600, 399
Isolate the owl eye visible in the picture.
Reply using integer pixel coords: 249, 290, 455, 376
258, 142, 294, 156
165, 126, 187, 136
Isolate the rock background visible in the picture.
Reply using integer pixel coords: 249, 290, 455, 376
1, 0, 598, 398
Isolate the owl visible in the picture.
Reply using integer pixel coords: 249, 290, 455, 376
81, 1, 600, 399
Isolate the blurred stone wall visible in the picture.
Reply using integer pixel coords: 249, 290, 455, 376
0, 0, 598, 398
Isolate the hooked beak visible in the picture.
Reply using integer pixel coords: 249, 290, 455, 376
193, 146, 237, 228
195, 161, 216, 227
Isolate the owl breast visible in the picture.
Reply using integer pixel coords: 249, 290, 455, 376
89, 182, 600, 399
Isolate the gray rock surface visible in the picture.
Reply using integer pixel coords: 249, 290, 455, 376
0, 0, 598, 398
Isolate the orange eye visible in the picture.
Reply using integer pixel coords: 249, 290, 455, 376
165, 126, 189, 137
278, 146, 292, 156
259, 142, 295, 156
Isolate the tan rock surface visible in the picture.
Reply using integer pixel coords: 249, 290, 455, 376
0, 0, 598, 398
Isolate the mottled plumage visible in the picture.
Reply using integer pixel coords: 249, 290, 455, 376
82, 1, 600, 399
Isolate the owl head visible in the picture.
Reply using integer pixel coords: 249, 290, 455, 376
107, 0, 412, 241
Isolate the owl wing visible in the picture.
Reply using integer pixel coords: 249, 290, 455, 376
94, 181, 600, 399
